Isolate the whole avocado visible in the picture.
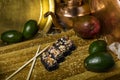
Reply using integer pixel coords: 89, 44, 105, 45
89, 40, 107, 54
1, 30, 23, 44
22, 20, 39, 40
84, 52, 115, 72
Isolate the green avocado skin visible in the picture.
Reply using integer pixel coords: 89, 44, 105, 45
1, 30, 23, 44
22, 20, 39, 40
89, 40, 107, 54
84, 52, 115, 72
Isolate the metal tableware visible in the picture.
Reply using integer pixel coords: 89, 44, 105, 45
0, 0, 55, 34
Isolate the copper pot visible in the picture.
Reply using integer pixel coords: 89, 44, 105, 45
45, 0, 91, 30
47, 0, 120, 43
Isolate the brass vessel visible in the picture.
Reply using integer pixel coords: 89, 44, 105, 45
0, 0, 55, 34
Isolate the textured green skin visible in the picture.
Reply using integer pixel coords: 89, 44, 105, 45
89, 40, 107, 54
84, 52, 115, 72
1, 30, 23, 44
22, 20, 39, 40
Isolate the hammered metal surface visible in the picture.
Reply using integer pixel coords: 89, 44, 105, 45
0, 0, 40, 34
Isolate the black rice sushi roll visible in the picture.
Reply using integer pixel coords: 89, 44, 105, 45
40, 36, 76, 71
48, 46, 65, 62
40, 51, 58, 71
56, 36, 75, 50
58, 36, 76, 56
64, 39, 76, 51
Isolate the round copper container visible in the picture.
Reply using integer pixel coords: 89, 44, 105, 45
0, 0, 55, 34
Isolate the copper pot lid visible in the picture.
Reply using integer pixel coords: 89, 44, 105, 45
59, 0, 91, 17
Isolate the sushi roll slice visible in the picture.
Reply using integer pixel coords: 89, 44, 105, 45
59, 36, 76, 56
57, 44, 67, 53
53, 36, 68, 48
48, 46, 65, 62
64, 39, 76, 51
53, 36, 75, 56
56, 36, 74, 49
40, 51, 58, 71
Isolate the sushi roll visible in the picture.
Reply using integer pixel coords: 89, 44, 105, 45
53, 36, 68, 47
57, 44, 67, 53
40, 36, 76, 71
58, 36, 75, 55
53, 36, 75, 56
48, 46, 64, 61
40, 51, 58, 71
64, 39, 75, 50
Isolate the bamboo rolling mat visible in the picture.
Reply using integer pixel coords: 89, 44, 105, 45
0, 29, 119, 80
